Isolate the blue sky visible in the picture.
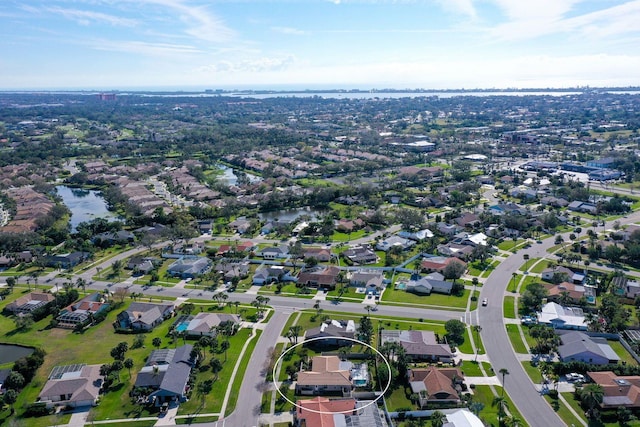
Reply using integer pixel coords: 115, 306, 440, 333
2, 0, 639, 90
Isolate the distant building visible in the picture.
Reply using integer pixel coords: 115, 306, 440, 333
97, 93, 116, 101
587, 157, 616, 169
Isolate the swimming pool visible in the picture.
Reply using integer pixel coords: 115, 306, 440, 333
175, 321, 189, 332
395, 282, 407, 290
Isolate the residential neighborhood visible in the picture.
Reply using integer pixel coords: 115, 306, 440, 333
1, 90, 640, 427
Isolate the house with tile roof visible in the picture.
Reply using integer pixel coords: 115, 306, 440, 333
421, 256, 467, 274
56, 293, 110, 329
166, 256, 212, 279
408, 366, 464, 407
5, 291, 55, 314
341, 245, 377, 265
404, 272, 454, 295
295, 356, 353, 397
297, 265, 341, 290
587, 371, 640, 409
294, 397, 357, 427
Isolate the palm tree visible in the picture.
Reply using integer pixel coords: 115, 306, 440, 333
76, 277, 87, 293
492, 395, 509, 425
124, 358, 134, 378
581, 383, 604, 419
210, 358, 223, 382
499, 368, 510, 397
430, 410, 446, 427
504, 415, 524, 427
472, 325, 482, 361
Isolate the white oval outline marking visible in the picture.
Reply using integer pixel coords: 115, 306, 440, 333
272, 336, 392, 415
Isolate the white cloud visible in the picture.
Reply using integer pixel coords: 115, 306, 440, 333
563, 1, 640, 38
271, 26, 308, 36
133, 0, 235, 43
434, 0, 476, 19
487, 0, 640, 42
46, 7, 139, 27
92, 39, 202, 56
489, 0, 580, 20
196, 55, 296, 74
200, 53, 640, 89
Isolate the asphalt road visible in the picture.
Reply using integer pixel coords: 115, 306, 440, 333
479, 237, 565, 427
479, 206, 640, 427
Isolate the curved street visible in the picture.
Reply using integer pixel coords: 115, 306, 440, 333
479, 206, 640, 427
4, 205, 640, 426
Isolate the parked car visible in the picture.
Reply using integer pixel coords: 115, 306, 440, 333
482, 298, 488, 306
566, 373, 585, 383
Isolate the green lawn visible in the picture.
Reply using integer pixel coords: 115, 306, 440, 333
384, 385, 414, 412
530, 259, 552, 274
459, 360, 489, 377
382, 287, 469, 310
471, 385, 528, 427
458, 327, 485, 355
0, 293, 257, 424
505, 324, 529, 354
521, 361, 542, 383
498, 239, 528, 252
258, 283, 315, 298
224, 329, 262, 416
608, 340, 638, 365
331, 229, 368, 242
543, 394, 585, 427
178, 328, 256, 415
503, 296, 517, 319
480, 260, 500, 279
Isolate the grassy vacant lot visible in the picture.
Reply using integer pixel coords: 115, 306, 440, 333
258, 282, 315, 298
0, 292, 257, 425
382, 286, 469, 310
